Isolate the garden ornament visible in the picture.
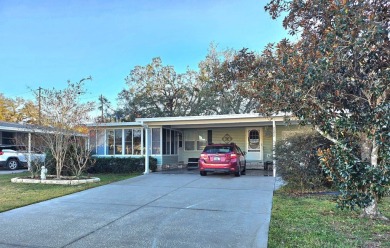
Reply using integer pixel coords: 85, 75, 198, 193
40, 166, 48, 180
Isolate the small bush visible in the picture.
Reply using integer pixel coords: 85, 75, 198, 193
88, 157, 157, 174
275, 132, 333, 193
44, 150, 58, 175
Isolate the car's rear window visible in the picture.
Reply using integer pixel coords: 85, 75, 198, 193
203, 146, 233, 154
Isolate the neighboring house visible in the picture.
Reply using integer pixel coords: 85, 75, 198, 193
87, 113, 310, 176
0, 122, 39, 146
0, 121, 47, 168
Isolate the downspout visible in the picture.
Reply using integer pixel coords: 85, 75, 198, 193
141, 121, 150, 174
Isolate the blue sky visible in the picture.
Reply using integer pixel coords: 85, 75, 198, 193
0, 0, 289, 107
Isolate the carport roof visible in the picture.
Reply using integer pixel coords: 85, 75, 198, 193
86, 113, 296, 129
0, 121, 47, 133
136, 113, 295, 128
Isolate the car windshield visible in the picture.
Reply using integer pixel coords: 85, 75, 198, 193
203, 146, 233, 154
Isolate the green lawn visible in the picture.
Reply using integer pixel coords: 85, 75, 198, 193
269, 192, 390, 248
0, 172, 140, 213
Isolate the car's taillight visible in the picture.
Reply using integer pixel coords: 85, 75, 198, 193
200, 154, 208, 160
0, 151, 3, 155
230, 153, 237, 159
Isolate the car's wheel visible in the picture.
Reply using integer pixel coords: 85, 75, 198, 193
7, 159, 19, 170
234, 165, 241, 177
200, 171, 207, 176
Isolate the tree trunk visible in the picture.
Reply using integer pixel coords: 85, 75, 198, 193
360, 198, 389, 221
360, 136, 388, 220
56, 160, 61, 179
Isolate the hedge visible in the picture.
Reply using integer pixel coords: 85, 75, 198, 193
275, 132, 333, 192
87, 157, 157, 174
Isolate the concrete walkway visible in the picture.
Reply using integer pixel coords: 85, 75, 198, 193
0, 173, 276, 248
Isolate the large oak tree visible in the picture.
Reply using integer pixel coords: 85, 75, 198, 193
226, 0, 389, 219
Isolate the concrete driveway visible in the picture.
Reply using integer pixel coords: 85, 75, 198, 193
0, 173, 276, 248
0, 168, 28, 175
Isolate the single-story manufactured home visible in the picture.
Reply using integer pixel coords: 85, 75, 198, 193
87, 113, 309, 177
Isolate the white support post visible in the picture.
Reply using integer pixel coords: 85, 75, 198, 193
28, 132, 32, 171
144, 125, 150, 174
272, 120, 276, 177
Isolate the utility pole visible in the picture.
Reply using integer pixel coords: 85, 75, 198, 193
38, 87, 42, 125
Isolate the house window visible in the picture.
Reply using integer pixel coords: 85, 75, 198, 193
185, 132, 195, 151
161, 128, 178, 155
185, 130, 207, 151
178, 133, 183, 148
133, 129, 142, 155
105, 129, 124, 155
106, 129, 114, 155
152, 128, 161, 154
124, 129, 133, 154
163, 129, 170, 155
115, 129, 122, 155
248, 129, 260, 152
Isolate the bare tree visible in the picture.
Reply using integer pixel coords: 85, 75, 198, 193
36, 78, 95, 179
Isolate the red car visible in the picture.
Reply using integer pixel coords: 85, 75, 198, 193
198, 143, 246, 177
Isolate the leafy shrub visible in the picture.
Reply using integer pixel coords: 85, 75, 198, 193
275, 132, 333, 192
44, 150, 81, 176
88, 157, 157, 174
44, 150, 58, 175
28, 159, 45, 179
66, 141, 96, 178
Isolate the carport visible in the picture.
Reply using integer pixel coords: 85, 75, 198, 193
88, 113, 306, 177
0, 121, 47, 169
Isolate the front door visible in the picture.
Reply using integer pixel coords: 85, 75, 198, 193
246, 128, 262, 161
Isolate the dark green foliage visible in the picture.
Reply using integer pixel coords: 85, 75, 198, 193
44, 150, 58, 175
275, 133, 333, 192
88, 157, 157, 174
319, 145, 390, 210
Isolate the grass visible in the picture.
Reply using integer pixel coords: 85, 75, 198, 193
269, 190, 390, 248
0, 172, 140, 213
